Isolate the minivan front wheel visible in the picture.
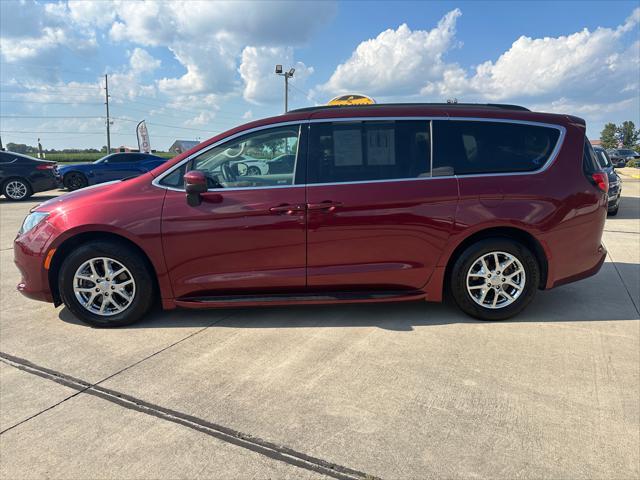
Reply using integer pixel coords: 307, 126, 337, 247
59, 241, 154, 327
450, 239, 539, 321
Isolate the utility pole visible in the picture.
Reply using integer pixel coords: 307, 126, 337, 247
104, 74, 111, 154
275, 65, 295, 113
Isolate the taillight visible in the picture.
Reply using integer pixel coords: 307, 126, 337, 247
36, 164, 55, 170
591, 172, 609, 193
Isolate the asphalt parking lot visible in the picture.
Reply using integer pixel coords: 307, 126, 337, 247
1, 176, 638, 480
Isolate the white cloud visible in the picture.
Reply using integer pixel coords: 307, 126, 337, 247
428, 8, 640, 104
315, 6, 640, 127
107, 0, 333, 96
316, 9, 461, 97
129, 48, 161, 74
0, 0, 96, 62
239, 46, 313, 104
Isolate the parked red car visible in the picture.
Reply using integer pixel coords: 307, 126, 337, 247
14, 103, 608, 327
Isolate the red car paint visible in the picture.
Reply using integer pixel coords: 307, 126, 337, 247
14, 105, 607, 311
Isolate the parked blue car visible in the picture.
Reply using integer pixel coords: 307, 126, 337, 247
57, 152, 168, 190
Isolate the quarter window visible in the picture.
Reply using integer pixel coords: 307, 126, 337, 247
432, 121, 560, 175
308, 121, 430, 184
160, 125, 300, 189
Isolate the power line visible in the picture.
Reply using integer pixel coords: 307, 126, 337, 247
0, 130, 103, 134
0, 99, 103, 106
0, 62, 105, 78
0, 115, 104, 119
111, 116, 215, 133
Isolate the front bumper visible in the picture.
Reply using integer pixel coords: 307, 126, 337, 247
14, 221, 58, 303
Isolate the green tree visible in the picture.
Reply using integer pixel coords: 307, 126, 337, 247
600, 123, 618, 149
6, 143, 31, 154
616, 121, 639, 149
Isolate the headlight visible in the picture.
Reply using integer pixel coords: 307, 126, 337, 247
19, 211, 49, 235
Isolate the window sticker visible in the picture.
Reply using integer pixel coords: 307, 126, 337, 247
367, 128, 396, 165
333, 129, 363, 166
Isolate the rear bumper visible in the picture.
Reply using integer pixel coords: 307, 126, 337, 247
31, 175, 59, 194
549, 244, 607, 289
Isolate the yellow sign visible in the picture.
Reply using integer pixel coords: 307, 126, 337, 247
327, 94, 376, 106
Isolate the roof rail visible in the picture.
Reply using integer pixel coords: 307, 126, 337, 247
289, 102, 530, 113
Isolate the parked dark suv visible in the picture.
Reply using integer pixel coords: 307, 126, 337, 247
14, 103, 609, 327
593, 146, 622, 215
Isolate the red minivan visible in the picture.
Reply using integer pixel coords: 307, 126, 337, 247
14, 103, 608, 327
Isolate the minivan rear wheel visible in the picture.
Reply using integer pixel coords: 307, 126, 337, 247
58, 240, 154, 327
450, 238, 539, 321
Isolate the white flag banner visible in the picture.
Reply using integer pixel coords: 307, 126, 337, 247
136, 120, 151, 153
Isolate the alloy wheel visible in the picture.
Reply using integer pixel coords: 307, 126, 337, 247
73, 257, 136, 316
5, 180, 28, 200
466, 251, 526, 309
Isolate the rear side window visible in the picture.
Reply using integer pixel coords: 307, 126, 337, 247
308, 121, 430, 184
432, 120, 560, 175
582, 139, 601, 175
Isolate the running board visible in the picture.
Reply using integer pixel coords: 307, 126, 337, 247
174, 290, 425, 308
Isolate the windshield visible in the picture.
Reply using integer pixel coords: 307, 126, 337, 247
93, 154, 111, 164
618, 149, 638, 156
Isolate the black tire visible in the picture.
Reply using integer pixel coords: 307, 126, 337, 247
58, 240, 154, 327
246, 166, 261, 176
2, 177, 32, 201
607, 205, 619, 216
449, 238, 540, 321
64, 172, 88, 191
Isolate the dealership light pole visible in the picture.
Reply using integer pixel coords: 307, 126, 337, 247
275, 65, 295, 113
104, 74, 111, 154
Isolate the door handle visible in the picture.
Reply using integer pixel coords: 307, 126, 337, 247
269, 204, 305, 215
307, 201, 342, 212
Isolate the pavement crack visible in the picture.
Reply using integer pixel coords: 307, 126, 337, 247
91, 312, 237, 388
0, 351, 380, 480
603, 229, 640, 235
0, 314, 232, 436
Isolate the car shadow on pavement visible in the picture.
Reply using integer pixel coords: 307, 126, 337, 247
609, 193, 640, 220
58, 262, 640, 331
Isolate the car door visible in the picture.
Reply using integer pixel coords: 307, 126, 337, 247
160, 124, 307, 299
305, 119, 458, 292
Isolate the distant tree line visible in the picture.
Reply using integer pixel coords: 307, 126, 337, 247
600, 121, 640, 150
5, 143, 109, 155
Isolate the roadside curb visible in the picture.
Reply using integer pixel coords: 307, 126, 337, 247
616, 168, 640, 179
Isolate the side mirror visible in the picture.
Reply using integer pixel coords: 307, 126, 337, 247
184, 170, 207, 207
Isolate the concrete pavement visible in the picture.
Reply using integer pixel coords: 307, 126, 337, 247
0, 181, 638, 479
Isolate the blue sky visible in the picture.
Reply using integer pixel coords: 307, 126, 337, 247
0, 0, 638, 150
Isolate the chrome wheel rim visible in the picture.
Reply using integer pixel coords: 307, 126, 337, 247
6, 181, 27, 199
73, 257, 136, 316
466, 251, 526, 309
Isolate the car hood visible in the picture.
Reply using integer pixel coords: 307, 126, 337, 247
36, 181, 121, 213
